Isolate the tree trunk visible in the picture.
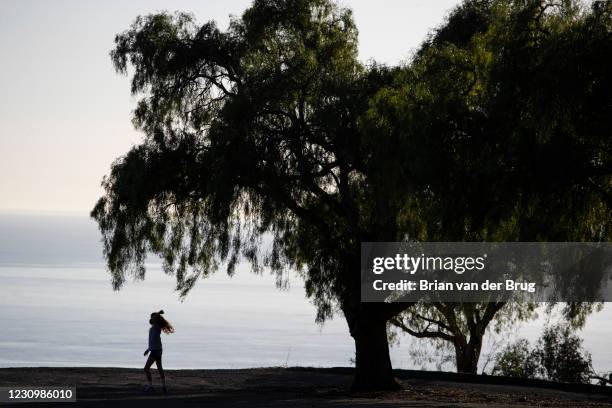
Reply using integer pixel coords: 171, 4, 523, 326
346, 307, 402, 391
455, 337, 482, 374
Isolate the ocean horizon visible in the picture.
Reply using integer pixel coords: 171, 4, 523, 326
1, 212, 610, 374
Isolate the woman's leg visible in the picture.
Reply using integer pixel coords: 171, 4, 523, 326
155, 355, 166, 391
144, 354, 155, 387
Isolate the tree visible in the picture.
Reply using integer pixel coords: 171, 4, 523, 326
535, 324, 593, 383
491, 339, 538, 379
365, 0, 611, 244
391, 302, 536, 374
365, 0, 611, 375
92, 0, 409, 390
92, 0, 611, 390
492, 325, 593, 384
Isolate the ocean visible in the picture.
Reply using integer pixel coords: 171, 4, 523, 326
0, 213, 610, 374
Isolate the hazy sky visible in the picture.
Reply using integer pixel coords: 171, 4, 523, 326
0, 0, 460, 214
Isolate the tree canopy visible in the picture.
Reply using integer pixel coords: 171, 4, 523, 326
93, 0, 611, 390
371, 0, 611, 375
93, 0, 407, 389
366, 0, 611, 243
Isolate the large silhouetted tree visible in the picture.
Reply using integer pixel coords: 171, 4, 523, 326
367, 0, 611, 375
93, 0, 611, 390
93, 0, 407, 390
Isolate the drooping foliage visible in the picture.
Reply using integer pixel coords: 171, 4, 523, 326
370, 0, 611, 375
94, 1, 400, 319
94, 0, 611, 390
365, 0, 611, 243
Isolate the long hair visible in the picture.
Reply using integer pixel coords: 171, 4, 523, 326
150, 310, 175, 334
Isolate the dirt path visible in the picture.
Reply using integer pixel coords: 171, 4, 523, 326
1, 367, 610, 407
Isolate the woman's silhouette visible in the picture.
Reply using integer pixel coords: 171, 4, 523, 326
144, 310, 174, 393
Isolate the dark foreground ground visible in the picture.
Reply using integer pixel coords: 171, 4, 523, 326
1, 367, 611, 407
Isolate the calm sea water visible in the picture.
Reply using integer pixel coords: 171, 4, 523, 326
0, 213, 610, 373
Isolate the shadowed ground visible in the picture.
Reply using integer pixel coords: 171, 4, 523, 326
1, 367, 611, 407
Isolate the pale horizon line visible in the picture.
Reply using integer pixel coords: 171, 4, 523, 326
0, 208, 92, 217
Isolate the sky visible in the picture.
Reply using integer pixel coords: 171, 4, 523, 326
0, 0, 460, 214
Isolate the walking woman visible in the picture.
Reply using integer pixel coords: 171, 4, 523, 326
144, 310, 174, 393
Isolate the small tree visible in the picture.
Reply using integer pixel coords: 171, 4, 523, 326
392, 302, 536, 374
492, 324, 593, 384
492, 339, 538, 379
534, 324, 593, 384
